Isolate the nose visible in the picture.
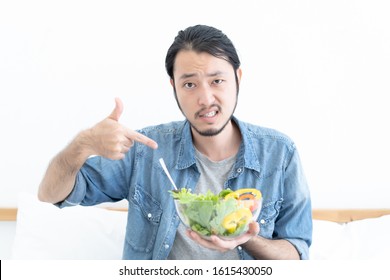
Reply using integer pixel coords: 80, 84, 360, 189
197, 84, 215, 107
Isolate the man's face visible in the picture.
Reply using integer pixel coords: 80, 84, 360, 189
171, 50, 241, 137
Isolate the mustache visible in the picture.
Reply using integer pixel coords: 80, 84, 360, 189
195, 105, 222, 118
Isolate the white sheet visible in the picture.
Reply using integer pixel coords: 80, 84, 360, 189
311, 215, 390, 259
11, 192, 127, 259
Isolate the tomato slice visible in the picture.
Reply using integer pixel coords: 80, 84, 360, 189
238, 199, 260, 212
224, 188, 261, 200
224, 188, 261, 212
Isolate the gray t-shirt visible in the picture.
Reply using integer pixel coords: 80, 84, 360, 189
167, 149, 240, 260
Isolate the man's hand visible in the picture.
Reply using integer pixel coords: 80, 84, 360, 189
85, 97, 158, 159
38, 97, 158, 203
186, 221, 260, 253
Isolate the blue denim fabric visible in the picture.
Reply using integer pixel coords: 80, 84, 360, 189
58, 117, 312, 260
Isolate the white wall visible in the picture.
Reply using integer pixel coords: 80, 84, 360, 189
1, 0, 389, 209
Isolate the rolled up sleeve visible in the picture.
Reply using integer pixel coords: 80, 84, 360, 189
54, 172, 87, 208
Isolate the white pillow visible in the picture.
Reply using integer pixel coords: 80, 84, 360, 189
310, 219, 353, 260
311, 215, 390, 260
11, 192, 127, 259
346, 214, 390, 259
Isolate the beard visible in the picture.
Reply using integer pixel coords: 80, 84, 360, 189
190, 104, 235, 137
173, 90, 238, 137
191, 121, 230, 137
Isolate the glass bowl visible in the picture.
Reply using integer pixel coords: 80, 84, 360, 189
172, 188, 262, 240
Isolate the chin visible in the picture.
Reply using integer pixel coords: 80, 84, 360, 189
198, 129, 222, 137
189, 113, 234, 137
192, 123, 227, 137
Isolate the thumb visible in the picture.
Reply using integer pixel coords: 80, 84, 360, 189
108, 97, 123, 121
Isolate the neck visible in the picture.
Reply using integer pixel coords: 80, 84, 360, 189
191, 120, 241, 161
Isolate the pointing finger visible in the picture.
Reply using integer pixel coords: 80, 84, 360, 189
125, 129, 158, 150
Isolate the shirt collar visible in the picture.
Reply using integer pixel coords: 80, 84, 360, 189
175, 117, 261, 173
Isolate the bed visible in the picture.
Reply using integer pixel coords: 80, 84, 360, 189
1, 192, 390, 259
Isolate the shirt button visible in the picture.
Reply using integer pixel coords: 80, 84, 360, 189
237, 246, 242, 250
237, 168, 242, 173
260, 219, 266, 224
164, 244, 169, 249
147, 213, 152, 219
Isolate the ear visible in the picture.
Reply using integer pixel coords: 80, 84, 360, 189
170, 79, 175, 88
236, 68, 243, 84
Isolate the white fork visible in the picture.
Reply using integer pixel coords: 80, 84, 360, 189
159, 158, 178, 191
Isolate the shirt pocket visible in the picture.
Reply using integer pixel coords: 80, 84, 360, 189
125, 185, 163, 253
257, 199, 283, 238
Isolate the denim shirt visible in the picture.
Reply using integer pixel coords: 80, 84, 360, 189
58, 116, 312, 260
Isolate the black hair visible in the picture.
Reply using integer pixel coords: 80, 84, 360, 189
165, 25, 241, 80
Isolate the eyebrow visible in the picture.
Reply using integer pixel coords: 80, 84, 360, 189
178, 71, 226, 81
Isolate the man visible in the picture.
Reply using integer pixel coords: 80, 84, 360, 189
38, 25, 312, 260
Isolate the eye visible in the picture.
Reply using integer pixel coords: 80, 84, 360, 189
213, 79, 224, 85
184, 82, 196, 89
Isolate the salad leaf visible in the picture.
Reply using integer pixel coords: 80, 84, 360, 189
209, 198, 238, 235
170, 188, 197, 204
185, 201, 214, 230
170, 188, 219, 204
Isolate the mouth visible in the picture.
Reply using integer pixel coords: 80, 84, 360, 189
199, 110, 218, 118
196, 106, 221, 119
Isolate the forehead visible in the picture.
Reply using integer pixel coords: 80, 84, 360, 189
173, 50, 233, 79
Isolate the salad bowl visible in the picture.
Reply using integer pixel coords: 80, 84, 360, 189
171, 188, 262, 240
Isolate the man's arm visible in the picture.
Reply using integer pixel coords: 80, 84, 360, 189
240, 232, 300, 260
186, 222, 300, 259
38, 130, 94, 203
38, 98, 158, 204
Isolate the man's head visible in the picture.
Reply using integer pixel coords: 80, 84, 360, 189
165, 25, 241, 82
165, 25, 242, 137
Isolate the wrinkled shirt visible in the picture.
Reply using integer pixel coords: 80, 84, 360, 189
57, 117, 312, 260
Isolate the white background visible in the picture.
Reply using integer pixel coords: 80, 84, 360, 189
1, 0, 390, 209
